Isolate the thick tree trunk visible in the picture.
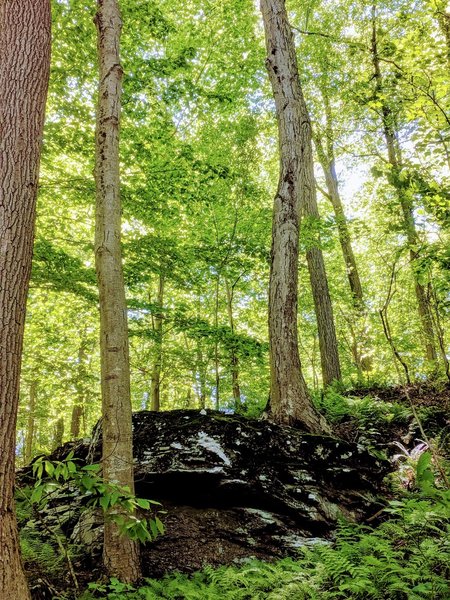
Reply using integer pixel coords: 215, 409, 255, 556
150, 274, 164, 412
225, 280, 242, 410
94, 0, 140, 583
261, 0, 330, 432
0, 1, 51, 597
371, 3, 437, 365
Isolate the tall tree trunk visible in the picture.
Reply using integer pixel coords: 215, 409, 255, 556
94, 0, 140, 583
24, 381, 38, 464
150, 274, 164, 411
261, 0, 330, 432
314, 94, 364, 309
314, 91, 371, 376
214, 274, 220, 410
225, 279, 242, 410
303, 215, 342, 387
371, 2, 438, 365
0, 2, 51, 597
298, 107, 341, 386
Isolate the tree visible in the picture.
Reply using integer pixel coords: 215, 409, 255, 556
260, 0, 329, 431
0, 1, 51, 597
370, 1, 438, 365
94, 0, 140, 583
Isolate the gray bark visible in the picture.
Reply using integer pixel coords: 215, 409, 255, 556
261, 0, 330, 432
94, 0, 140, 583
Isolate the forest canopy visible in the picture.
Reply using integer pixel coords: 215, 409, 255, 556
18, 0, 449, 452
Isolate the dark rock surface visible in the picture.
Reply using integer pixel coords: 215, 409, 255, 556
21, 410, 389, 578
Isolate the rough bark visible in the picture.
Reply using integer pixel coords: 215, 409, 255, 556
150, 274, 164, 412
261, 0, 330, 432
0, 1, 51, 597
94, 0, 140, 583
371, 2, 437, 365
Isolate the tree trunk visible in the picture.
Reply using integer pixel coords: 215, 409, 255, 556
24, 381, 38, 464
53, 417, 65, 450
214, 274, 220, 410
94, 0, 140, 583
225, 280, 242, 410
371, 2, 437, 365
314, 92, 364, 309
151, 274, 164, 411
261, 0, 330, 432
71, 338, 88, 439
297, 106, 341, 387
304, 224, 342, 387
0, 1, 51, 597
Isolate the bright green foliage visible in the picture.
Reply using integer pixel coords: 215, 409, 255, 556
16, 0, 449, 454
19, 453, 165, 545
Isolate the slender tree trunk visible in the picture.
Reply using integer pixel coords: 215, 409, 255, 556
304, 223, 342, 387
371, 2, 437, 365
196, 347, 207, 409
0, 2, 51, 597
151, 274, 164, 411
53, 417, 65, 450
225, 280, 242, 410
299, 108, 341, 385
214, 274, 220, 410
24, 381, 38, 464
94, 0, 140, 583
314, 91, 371, 375
71, 339, 88, 439
261, 0, 330, 432
314, 95, 363, 309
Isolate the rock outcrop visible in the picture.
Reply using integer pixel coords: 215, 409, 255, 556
20, 410, 389, 578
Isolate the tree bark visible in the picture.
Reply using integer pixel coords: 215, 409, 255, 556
94, 0, 140, 583
150, 274, 164, 412
371, 2, 437, 365
261, 0, 330, 432
0, 1, 51, 597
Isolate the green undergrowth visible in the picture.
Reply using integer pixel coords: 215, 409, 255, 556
81, 485, 450, 600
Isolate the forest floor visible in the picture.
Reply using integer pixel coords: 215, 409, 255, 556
23, 383, 450, 600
